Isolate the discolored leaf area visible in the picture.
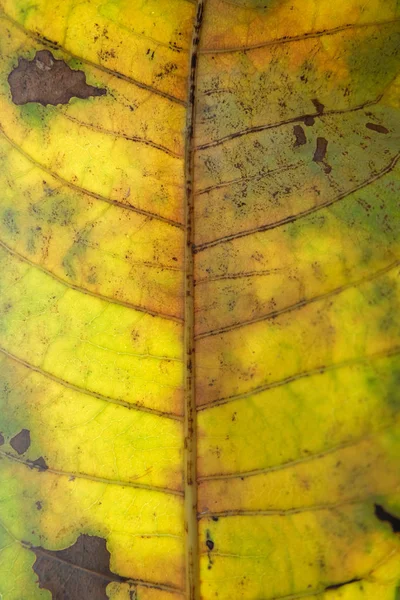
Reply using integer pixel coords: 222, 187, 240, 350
32, 534, 123, 600
0, 0, 399, 599
8, 50, 107, 106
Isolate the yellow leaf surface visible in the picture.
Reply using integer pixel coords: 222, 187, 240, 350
0, 0, 399, 598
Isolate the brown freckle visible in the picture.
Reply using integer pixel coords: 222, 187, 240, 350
10, 429, 31, 454
36, 501, 42, 510
0, 432, 4, 445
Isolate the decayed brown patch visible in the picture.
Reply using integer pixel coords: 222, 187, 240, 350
32, 534, 127, 599
8, 50, 107, 106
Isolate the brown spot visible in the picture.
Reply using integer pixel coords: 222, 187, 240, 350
10, 429, 31, 454
312, 98, 325, 113
0, 432, 4, 445
293, 124, 306, 147
31, 456, 48, 471
366, 123, 389, 134
36, 501, 42, 510
313, 137, 328, 163
33, 534, 127, 599
8, 50, 107, 106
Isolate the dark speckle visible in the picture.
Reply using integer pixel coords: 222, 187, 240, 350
366, 123, 389, 134
0, 432, 4, 446
8, 50, 107, 106
206, 539, 214, 551
10, 429, 31, 454
36, 501, 43, 510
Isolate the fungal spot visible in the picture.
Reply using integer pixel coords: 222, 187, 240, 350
31, 456, 48, 471
10, 429, 31, 454
293, 124, 306, 147
212, 516, 219, 522
36, 501, 42, 510
33, 534, 126, 599
366, 123, 389, 134
311, 98, 325, 113
8, 50, 107, 106
0, 432, 4, 445
374, 504, 400, 533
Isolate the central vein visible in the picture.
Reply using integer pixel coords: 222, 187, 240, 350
184, 1, 204, 598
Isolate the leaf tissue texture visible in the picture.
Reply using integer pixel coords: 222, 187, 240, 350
0, 0, 399, 599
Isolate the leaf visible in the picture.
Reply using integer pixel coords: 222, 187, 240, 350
0, 1, 399, 599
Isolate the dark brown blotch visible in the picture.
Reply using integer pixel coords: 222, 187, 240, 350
33, 534, 127, 599
0, 432, 4, 446
10, 429, 31, 454
8, 50, 107, 106
293, 124, 307, 147
366, 122, 389, 134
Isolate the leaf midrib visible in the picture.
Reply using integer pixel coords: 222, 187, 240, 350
184, 1, 205, 599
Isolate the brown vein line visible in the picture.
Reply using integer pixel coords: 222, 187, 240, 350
194, 162, 298, 196
0, 346, 184, 421
25, 545, 185, 595
62, 113, 183, 159
0, 240, 183, 323
199, 17, 400, 54
198, 497, 371, 519
0, 126, 184, 229
0, 450, 184, 496
184, 2, 204, 599
195, 94, 382, 150
0, 9, 186, 107
195, 268, 283, 285
195, 259, 400, 339
198, 415, 398, 482
194, 152, 400, 253
197, 345, 400, 411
